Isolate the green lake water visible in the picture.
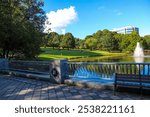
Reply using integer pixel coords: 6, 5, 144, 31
70, 55, 150, 62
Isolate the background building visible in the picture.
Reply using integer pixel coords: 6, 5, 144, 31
112, 26, 139, 34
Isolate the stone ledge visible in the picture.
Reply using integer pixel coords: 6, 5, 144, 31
0, 70, 114, 90
64, 79, 114, 90
0, 70, 50, 81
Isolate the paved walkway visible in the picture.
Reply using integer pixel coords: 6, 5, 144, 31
0, 74, 150, 100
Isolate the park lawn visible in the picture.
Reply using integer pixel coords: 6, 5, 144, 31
38, 47, 126, 61
91, 50, 124, 55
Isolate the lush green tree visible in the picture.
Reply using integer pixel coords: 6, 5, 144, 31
47, 32, 59, 48
143, 35, 150, 49
78, 40, 85, 49
100, 30, 117, 51
114, 33, 123, 51
75, 38, 82, 49
93, 30, 103, 39
85, 35, 93, 40
119, 31, 141, 52
100, 35, 112, 51
41, 33, 49, 47
93, 30, 103, 49
85, 37, 97, 50
119, 34, 131, 52
0, 0, 22, 58
60, 33, 75, 50
0, 0, 46, 59
127, 31, 141, 52
52, 35, 61, 49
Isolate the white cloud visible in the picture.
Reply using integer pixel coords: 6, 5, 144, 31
44, 6, 77, 34
113, 9, 123, 16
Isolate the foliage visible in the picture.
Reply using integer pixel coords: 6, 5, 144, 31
100, 30, 117, 51
75, 38, 82, 49
42, 28, 148, 53
143, 35, 150, 49
60, 33, 75, 49
118, 31, 141, 52
85, 37, 97, 50
46, 32, 59, 49
0, 0, 46, 59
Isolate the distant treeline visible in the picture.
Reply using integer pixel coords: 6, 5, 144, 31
42, 29, 150, 52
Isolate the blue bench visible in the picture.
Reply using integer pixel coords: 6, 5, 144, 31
114, 73, 150, 94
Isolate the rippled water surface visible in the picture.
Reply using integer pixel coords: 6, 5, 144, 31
71, 56, 150, 62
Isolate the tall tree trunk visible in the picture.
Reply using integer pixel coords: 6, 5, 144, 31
2, 49, 6, 58
6, 50, 9, 58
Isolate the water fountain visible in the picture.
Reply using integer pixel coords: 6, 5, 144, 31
134, 42, 144, 63
133, 42, 150, 75
134, 42, 144, 57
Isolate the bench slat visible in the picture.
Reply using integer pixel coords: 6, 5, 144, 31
114, 73, 150, 91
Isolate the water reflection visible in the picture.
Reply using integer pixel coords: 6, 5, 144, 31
71, 55, 150, 62
134, 57, 144, 63
72, 67, 114, 82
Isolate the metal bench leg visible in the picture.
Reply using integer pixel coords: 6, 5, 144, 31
113, 84, 117, 96
140, 87, 143, 99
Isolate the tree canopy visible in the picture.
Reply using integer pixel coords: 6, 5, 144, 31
42, 29, 147, 53
0, 0, 46, 59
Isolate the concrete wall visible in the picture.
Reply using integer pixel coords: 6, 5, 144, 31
9, 60, 49, 73
0, 58, 8, 70
0, 59, 69, 84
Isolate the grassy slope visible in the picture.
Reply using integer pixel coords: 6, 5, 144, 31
38, 47, 126, 61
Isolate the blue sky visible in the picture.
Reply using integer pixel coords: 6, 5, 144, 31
43, 0, 150, 39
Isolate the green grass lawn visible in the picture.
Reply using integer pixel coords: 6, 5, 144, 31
38, 47, 126, 61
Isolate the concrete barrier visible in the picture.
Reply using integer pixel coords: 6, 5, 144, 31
0, 59, 69, 84
0, 58, 8, 71
49, 59, 69, 84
